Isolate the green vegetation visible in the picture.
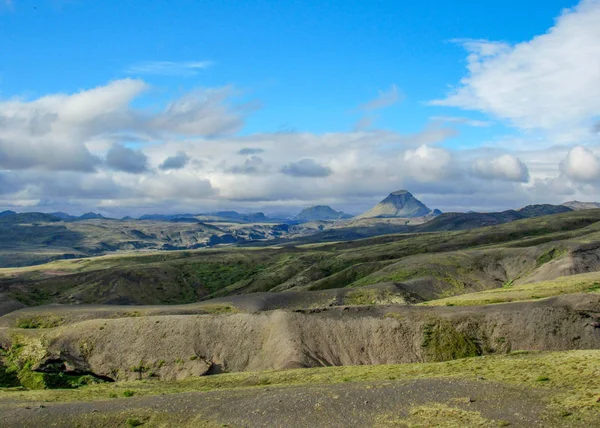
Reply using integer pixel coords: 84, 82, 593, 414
126, 418, 144, 427
345, 288, 406, 306
1, 350, 598, 423
0, 336, 106, 389
2, 209, 600, 308
15, 315, 64, 329
536, 247, 568, 267
421, 320, 481, 362
422, 272, 600, 307
376, 403, 497, 427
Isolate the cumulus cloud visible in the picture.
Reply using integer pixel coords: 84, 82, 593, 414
125, 61, 212, 77
471, 154, 530, 182
432, 0, 600, 133
105, 144, 148, 174
281, 158, 332, 178
560, 145, 600, 182
238, 147, 264, 155
402, 145, 454, 182
228, 156, 269, 175
159, 151, 190, 171
0, 80, 246, 174
2, 75, 599, 216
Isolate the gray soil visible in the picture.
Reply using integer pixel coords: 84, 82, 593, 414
0, 378, 575, 428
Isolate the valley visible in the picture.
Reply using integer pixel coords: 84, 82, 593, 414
1, 194, 600, 427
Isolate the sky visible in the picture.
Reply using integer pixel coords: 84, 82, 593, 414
0, 0, 599, 216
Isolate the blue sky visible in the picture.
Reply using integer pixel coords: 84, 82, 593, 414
1, 0, 576, 139
0, 0, 599, 215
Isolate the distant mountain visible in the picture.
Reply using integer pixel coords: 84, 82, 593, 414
292, 205, 352, 222
0, 212, 61, 223
76, 212, 108, 221
563, 201, 600, 211
50, 212, 77, 221
139, 214, 197, 221
138, 211, 269, 223
417, 204, 572, 232
198, 211, 268, 223
356, 190, 438, 219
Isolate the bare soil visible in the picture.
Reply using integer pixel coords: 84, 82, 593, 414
0, 378, 574, 428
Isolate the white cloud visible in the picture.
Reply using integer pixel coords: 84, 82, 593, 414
560, 145, 600, 182
124, 61, 213, 77
432, 0, 600, 134
355, 85, 401, 130
359, 85, 400, 111
430, 116, 492, 127
402, 145, 454, 182
4, 79, 600, 216
149, 87, 245, 137
0, 80, 245, 173
471, 154, 530, 182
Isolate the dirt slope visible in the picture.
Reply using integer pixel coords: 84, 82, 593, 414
1, 293, 598, 384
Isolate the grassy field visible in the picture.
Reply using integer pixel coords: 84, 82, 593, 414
3, 209, 600, 307
1, 350, 598, 423
422, 271, 600, 306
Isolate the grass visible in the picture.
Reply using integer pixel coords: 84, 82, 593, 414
3, 209, 600, 307
345, 288, 406, 306
1, 350, 598, 417
422, 272, 600, 307
421, 320, 481, 361
15, 315, 64, 329
536, 247, 568, 267
375, 403, 497, 427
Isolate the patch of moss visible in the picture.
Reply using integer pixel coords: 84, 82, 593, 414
421, 319, 481, 362
587, 282, 600, 292
536, 247, 567, 267
15, 315, 64, 329
0, 339, 105, 390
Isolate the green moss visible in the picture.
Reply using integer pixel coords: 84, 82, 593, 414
16, 315, 64, 329
346, 289, 377, 305
421, 320, 481, 362
536, 247, 567, 267
0, 339, 106, 390
587, 282, 600, 292
126, 418, 144, 427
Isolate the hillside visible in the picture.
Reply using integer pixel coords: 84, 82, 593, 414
2, 208, 600, 308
